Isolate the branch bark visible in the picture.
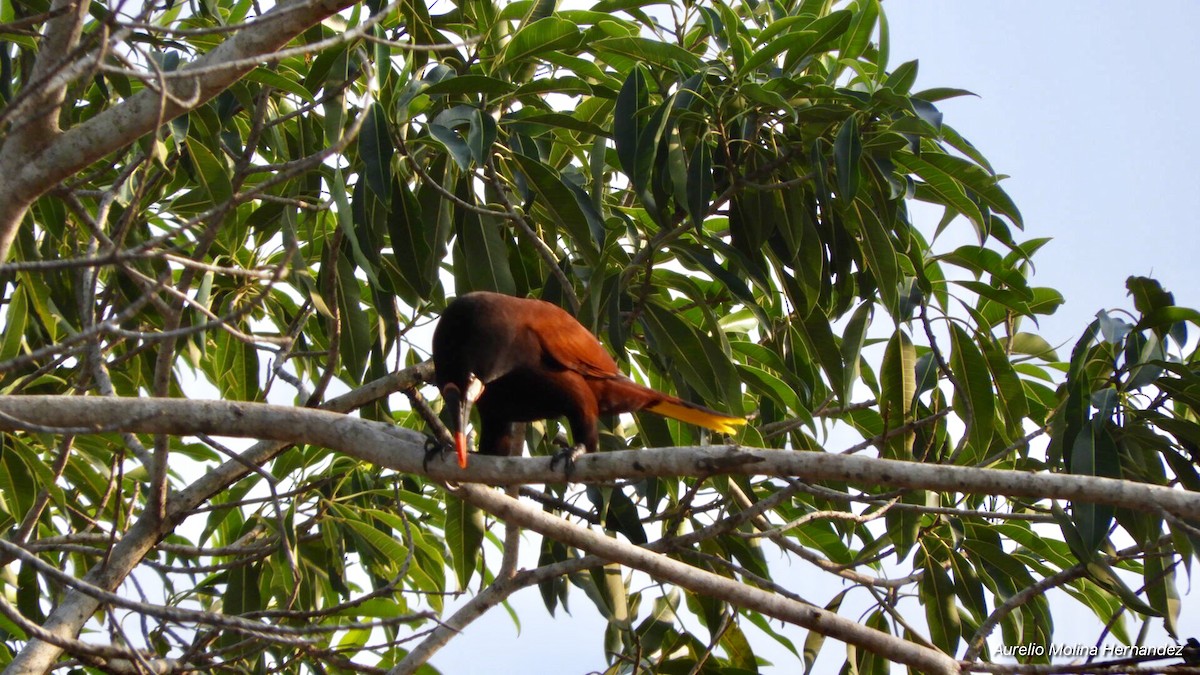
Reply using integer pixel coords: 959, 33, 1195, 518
1, 393, 1197, 519
448, 482, 961, 675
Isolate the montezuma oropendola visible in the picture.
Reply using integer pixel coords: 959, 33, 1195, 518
431, 291, 745, 472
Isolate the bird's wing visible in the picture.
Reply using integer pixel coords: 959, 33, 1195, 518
533, 317, 619, 379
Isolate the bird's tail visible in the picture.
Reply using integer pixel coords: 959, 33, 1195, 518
647, 398, 746, 435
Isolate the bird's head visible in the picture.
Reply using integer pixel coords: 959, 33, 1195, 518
441, 373, 484, 468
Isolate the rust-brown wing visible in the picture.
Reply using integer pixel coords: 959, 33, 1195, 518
527, 301, 619, 379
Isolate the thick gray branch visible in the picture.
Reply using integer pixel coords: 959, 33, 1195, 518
449, 483, 961, 675
0, 394, 1197, 520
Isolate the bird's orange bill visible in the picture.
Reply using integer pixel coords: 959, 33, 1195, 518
647, 400, 746, 435
454, 431, 469, 468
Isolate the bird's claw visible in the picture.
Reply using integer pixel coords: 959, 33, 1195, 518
549, 444, 587, 480
423, 436, 450, 472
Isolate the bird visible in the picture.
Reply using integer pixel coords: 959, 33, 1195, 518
431, 291, 745, 473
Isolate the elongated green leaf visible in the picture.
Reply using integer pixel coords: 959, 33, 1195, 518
980, 336, 1029, 441
839, 302, 873, 402
243, 66, 315, 102
591, 36, 702, 71
803, 590, 847, 674
796, 311, 844, 403
498, 17, 582, 70
335, 255, 371, 382
880, 329, 915, 458
1145, 550, 1181, 637
1070, 420, 1122, 554
185, 141, 232, 205
0, 284, 27, 362
445, 496, 484, 590
686, 141, 713, 231
895, 152, 988, 239
360, 102, 393, 201
386, 178, 434, 303
614, 65, 651, 191
839, 0, 879, 64
512, 152, 600, 266
919, 151, 1023, 227
428, 123, 473, 170
453, 202, 516, 295
835, 115, 861, 201
782, 10, 853, 68
852, 200, 900, 314
640, 302, 739, 412
743, 30, 817, 73
421, 74, 519, 97
920, 547, 961, 655
949, 324, 995, 456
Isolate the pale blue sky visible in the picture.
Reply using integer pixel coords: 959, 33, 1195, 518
888, 3, 1200, 347
430, 4, 1200, 672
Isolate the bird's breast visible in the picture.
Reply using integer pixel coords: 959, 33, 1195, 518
475, 367, 598, 422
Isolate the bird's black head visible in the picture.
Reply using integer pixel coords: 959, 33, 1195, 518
440, 373, 483, 468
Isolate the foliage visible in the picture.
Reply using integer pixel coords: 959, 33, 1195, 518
0, 0, 1199, 673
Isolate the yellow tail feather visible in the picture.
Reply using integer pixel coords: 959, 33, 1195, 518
647, 400, 746, 435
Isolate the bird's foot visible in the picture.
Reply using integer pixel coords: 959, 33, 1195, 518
423, 436, 450, 472
549, 444, 588, 479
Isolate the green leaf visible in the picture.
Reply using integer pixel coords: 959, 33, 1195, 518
1008, 332, 1059, 361
428, 123, 473, 170
614, 64, 651, 192
685, 141, 713, 231
511, 152, 601, 266
640, 302, 739, 412
453, 183, 516, 295
919, 151, 1023, 227
386, 178, 435, 303
884, 59, 919, 94
980, 336, 1029, 441
1069, 420, 1122, 555
243, 66, 316, 102
498, 17, 583, 70
0, 284, 27, 362
834, 115, 861, 201
802, 590, 846, 674
839, 0, 880, 64
743, 30, 818, 73
781, 10, 854, 68
421, 74, 519, 97
445, 496, 485, 590
949, 324, 995, 455
880, 329, 916, 458
796, 311, 844, 404
335, 255, 372, 382
185, 140, 233, 206
920, 547, 961, 655
840, 302, 873, 403
591, 36, 702, 72
1145, 550, 1181, 637
360, 102, 393, 201
895, 152, 988, 240
1126, 276, 1175, 316
852, 200, 900, 315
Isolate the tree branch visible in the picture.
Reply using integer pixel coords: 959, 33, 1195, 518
447, 482, 961, 675
0, 393, 1196, 520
